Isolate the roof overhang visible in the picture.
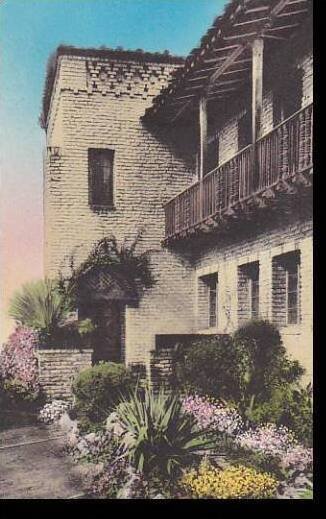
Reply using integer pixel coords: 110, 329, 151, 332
144, 0, 312, 124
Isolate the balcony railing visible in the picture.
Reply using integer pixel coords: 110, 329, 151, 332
165, 103, 313, 241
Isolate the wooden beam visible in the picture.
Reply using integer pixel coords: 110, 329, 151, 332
204, 45, 245, 94
199, 96, 208, 180
221, 67, 249, 75
233, 17, 269, 27
266, 23, 300, 31
224, 32, 257, 40
252, 37, 264, 143
246, 6, 270, 14
213, 44, 239, 52
209, 87, 239, 95
263, 34, 287, 40
277, 8, 308, 17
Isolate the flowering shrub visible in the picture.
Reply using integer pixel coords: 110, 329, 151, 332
39, 400, 71, 424
280, 445, 313, 474
89, 460, 121, 497
182, 394, 243, 436
69, 430, 117, 463
0, 327, 39, 395
234, 423, 313, 477
181, 460, 278, 499
90, 458, 147, 499
235, 423, 296, 458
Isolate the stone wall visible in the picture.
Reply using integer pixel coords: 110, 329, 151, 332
37, 348, 93, 401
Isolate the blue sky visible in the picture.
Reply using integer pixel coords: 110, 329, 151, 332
0, 0, 228, 340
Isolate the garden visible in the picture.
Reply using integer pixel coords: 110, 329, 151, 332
0, 235, 313, 499
1, 317, 313, 499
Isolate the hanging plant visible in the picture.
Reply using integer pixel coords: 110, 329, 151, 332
58, 231, 157, 306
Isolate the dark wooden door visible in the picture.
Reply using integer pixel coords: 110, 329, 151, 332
91, 302, 122, 364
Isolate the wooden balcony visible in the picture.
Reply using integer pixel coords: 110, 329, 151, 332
164, 103, 313, 244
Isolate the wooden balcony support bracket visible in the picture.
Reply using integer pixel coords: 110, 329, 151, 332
295, 171, 312, 187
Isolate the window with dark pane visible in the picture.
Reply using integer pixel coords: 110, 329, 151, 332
88, 149, 114, 208
238, 261, 259, 324
273, 67, 303, 126
249, 263, 260, 320
205, 131, 219, 176
207, 274, 218, 328
272, 251, 300, 326
238, 109, 252, 151
198, 273, 218, 329
287, 259, 299, 325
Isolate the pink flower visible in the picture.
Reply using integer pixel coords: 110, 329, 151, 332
0, 326, 39, 391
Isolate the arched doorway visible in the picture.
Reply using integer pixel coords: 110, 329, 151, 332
76, 266, 138, 364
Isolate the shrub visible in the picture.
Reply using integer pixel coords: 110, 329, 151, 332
0, 327, 40, 396
72, 362, 134, 431
249, 384, 313, 447
114, 386, 214, 478
173, 335, 247, 401
181, 460, 278, 499
233, 320, 304, 411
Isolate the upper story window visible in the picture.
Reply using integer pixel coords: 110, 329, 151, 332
88, 148, 114, 209
273, 67, 303, 126
238, 109, 252, 151
272, 251, 300, 326
238, 261, 259, 324
205, 131, 219, 176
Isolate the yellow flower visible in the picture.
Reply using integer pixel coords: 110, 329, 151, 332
181, 462, 278, 499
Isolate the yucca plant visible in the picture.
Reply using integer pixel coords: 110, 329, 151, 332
9, 278, 71, 335
115, 386, 214, 478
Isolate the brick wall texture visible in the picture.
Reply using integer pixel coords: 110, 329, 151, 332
44, 42, 313, 381
37, 348, 93, 400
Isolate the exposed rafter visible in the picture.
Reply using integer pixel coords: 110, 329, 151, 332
144, 0, 312, 122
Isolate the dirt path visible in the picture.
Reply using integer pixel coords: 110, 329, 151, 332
0, 422, 90, 499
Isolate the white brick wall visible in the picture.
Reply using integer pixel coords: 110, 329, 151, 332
44, 53, 196, 369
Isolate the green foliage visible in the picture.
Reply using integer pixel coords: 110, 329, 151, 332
77, 318, 96, 337
9, 278, 71, 335
173, 335, 246, 402
115, 386, 214, 478
59, 232, 156, 307
72, 362, 134, 432
2, 379, 40, 403
298, 488, 313, 499
173, 321, 307, 435
233, 320, 305, 422
233, 320, 304, 401
249, 384, 313, 447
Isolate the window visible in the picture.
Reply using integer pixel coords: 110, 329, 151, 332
273, 67, 303, 126
88, 148, 114, 208
205, 132, 219, 176
238, 110, 252, 151
198, 273, 218, 329
272, 251, 300, 326
238, 262, 259, 324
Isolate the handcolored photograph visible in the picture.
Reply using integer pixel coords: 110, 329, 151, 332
0, 0, 313, 501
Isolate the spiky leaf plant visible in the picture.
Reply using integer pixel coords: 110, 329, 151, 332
9, 278, 70, 334
115, 386, 214, 478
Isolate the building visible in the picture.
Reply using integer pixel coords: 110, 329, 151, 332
42, 0, 313, 386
